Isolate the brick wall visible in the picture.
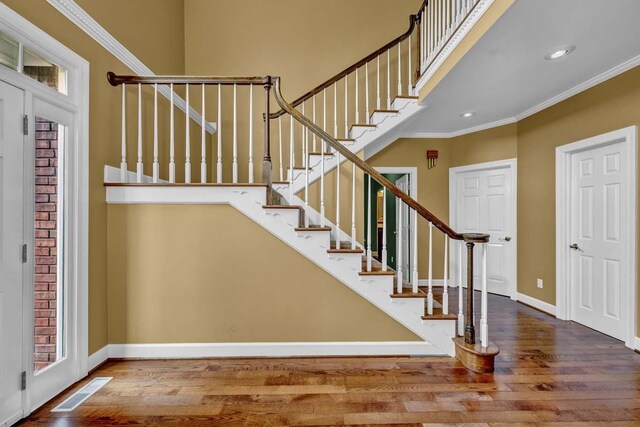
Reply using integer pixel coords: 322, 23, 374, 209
34, 118, 58, 371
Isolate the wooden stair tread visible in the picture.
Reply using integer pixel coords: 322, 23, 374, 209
359, 270, 395, 276
294, 226, 331, 232
371, 109, 399, 114
350, 123, 377, 129
287, 166, 306, 170
422, 309, 458, 320
390, 290, 427, 299
262, 205, 302, 210
272, 181, 289, 185
328, 240, 363, 253
337, 138, 356, 143
394, 95, 419, 100
309, 152, 333, 156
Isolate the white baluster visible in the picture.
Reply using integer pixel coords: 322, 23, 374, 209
365, 62, 370, 124
185, 83, 191, 183
169, 84, 176, 183
408, 36, 412, 95
344, 76, 348, 138
136, 83, 143, 183
427, 222, 434, 315
233, 83, 238, 183
397, 43, 402, 97
458, 239, 464, 336
301, 103, 306, 168
248, 84, 254, 183
278, 116, 283, 182
200, 84, 206, 183
304, 124, 310, 228
153, 83, 159, 183
412, 210, 419, 294
320, 133, 325, 227
422, 10, 426, 69
335, 152, 341, 250
443, 234, 449, 315
481, 242, 488, 348
323, 88, 327, 137
351, 163, 357, 250
355, 68, 359, 124
120, 83, 127, 183
396, 197, 403, 293
386, 49, 391, 109
446, 0, 451, 36
216, 84, 222, 183
312, 96, 317, 152
382, 188, 387, 271
366, 175, 372, 272
333, 82, 338, 139
289, 115, 294, 203
376, 55, 381, 110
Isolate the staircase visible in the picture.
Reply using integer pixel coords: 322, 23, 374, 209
104, 0, 499, 371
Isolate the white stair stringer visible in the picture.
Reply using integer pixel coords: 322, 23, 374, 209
284, 99, 425, 195
106, 184, 456, 356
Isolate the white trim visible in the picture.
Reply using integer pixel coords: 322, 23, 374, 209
46, 0, 216, 135
404, 53, 640, 140
414, 0, 496, 94
103, 342, 443, 359
104, 164, 167, 184
87, 346, 109, 372
555, 126, 637, 349
634, 337, 640, 352
449, 159, 518, 300
516, 293, 556, 316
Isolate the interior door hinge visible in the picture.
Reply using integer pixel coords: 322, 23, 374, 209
21, 371, 26, 390
23, 115, 28, 136
22, 244, 27, 263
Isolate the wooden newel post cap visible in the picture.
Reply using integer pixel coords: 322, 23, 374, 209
462, 233, 490, 244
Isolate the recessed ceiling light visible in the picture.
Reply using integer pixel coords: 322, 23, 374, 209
460, 112, 475, 118
545, 46, 575, 60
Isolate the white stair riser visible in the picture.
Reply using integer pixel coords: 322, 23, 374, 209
370, 112, 397, 126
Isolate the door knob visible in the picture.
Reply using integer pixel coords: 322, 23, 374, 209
569, 243, 580, 250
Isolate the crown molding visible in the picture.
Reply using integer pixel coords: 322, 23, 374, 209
46, 0, 216, 134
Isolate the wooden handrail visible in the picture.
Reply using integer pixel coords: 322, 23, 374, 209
269, 13, 419, 120
107, 72, 270, 86
272, 76, 468, 241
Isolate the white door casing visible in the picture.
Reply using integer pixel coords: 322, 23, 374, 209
396, 175, 411, 283
449, 159, 517, 299
0, 80, 26, 427
556, 126, 637, 348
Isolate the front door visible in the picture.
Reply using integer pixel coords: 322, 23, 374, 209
451, 161, 516, 298
0, 80, 26, 426
569, 140, 628, 341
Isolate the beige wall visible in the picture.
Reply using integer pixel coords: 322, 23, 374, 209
107, 204, 419, 343
2, 0, 187, 354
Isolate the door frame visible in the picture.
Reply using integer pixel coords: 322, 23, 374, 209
555, 126, 637, 349
449, 158, 518, 299
374, 167, 418, 279
0, 2, 89, 416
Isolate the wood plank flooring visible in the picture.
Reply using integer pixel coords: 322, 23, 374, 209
19, 290, 640, 426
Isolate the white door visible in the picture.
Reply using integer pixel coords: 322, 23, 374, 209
451, 162, 516, 298
396, 175, 410, 281
0, 80, 26, 426
570, 141, 628, 341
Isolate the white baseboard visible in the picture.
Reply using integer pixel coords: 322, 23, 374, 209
93, 341, 444, 360
634, 337, 640, 352
87, 345, 109, 371
516, 293, 556, 316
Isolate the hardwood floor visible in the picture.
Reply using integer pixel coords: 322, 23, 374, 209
19, 290, 640, 426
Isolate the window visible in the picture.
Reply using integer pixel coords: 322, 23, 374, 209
0, 31, 68, 94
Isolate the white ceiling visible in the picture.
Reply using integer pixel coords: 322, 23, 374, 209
400, 0, 640, 135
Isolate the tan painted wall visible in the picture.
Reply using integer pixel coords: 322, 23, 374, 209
2, 0, 187, 354
107, 204, 419, 343
517, 66, 640, 323
366, 125, 517, 279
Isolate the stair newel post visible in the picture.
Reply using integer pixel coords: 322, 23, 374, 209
464, 240, 476, 344
427, 222, 434, 315
381, 188, 387, 271
262, 77, 275, 205
458, 239, 464, 336
120, 83, 127, 183
366, 175, 372, 272
153, 83, 159, 183
480, 242, 488, 348
185, 83, 191, 183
